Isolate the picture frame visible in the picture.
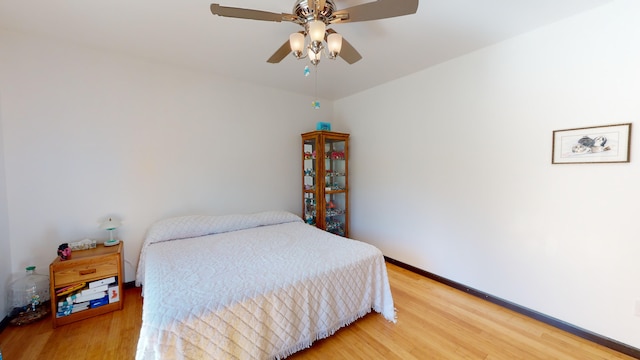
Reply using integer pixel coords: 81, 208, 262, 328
552, 123, 631, 164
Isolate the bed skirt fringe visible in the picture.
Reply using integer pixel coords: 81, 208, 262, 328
273, 308, 375, 360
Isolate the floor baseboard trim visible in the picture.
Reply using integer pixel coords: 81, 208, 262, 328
0, 315, 9, 334
384, 256, 640, 359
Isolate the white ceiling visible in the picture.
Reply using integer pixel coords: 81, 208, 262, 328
0, 0, 612, 100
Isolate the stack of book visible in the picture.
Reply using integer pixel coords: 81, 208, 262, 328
56, 277, 119, 318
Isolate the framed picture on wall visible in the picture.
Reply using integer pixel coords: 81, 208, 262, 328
552, 123, 631, 164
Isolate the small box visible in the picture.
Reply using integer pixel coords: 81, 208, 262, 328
108, 284, 120, 303
81, 284, 108, 296
316, 122, 331, 131
90, 295, 109, 308
69, 239, 97, 251
89, 276, 116, 289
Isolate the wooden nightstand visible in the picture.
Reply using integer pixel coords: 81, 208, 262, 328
49, 242, 124, 328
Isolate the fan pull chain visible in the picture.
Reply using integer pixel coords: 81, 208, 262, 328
313, 65, 320, 109
305, 65, 320, 109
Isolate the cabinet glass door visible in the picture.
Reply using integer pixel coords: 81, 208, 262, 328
324, 138, 347, 236
303, 138, 318, 226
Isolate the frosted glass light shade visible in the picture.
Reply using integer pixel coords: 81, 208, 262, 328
308, 48, 321, 65
310, 48, 321, 60
308, 20, 326, 42
289, 32, 305, 53
327, 33, 342, 56
100, 217, 121, 230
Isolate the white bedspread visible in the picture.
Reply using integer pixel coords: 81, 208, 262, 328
135, 211, 395, 359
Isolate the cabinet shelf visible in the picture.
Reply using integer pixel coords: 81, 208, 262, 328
325, 208, 345, 217
302, 131, 349, 237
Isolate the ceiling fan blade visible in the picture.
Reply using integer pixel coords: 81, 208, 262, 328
339, 38, 362, 64
326, 29, 362, 64
332, 0, 418, 23
210, 4, 295, 22
267, 38, 294, 64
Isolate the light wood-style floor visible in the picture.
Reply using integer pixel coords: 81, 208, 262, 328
0, 263, 635, 359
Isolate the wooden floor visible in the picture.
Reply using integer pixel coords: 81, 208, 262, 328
0, 263, 635, 359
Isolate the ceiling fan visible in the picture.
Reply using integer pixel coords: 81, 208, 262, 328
210, 0, 419, 65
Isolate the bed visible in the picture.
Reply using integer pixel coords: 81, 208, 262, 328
135, 210, 395, 359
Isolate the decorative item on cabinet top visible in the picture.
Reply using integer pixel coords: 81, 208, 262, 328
316, 122, 331, 131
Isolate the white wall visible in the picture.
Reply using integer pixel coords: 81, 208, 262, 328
335, 0, 640, 349
0, 96, 10, 320
0, 30, 333, 311
2, 0, 638, 352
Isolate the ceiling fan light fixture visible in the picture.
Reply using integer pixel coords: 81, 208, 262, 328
289, 32, 305, 58
327, 32, 342, 58
308, 48, 321, 65
308, 20, 326, 42
212, 0, 419, 66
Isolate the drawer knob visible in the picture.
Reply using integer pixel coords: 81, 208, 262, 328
79, 268, 97, 276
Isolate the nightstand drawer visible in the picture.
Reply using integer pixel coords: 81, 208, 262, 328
54, 257, 118, 285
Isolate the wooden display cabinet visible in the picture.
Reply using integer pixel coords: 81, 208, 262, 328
49, 242, 124, 328
302, 131, 349, 237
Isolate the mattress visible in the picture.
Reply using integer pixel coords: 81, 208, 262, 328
135, 211, 395, 359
